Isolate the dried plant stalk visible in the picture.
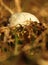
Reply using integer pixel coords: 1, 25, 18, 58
0, 0, 22, 14
14, 0, 22, 12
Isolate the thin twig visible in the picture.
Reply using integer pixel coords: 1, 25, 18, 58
1, 0, 14, 15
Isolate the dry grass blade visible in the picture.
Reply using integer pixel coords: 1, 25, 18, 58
33, 26, 48, 48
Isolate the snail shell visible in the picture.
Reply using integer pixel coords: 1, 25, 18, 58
9, 12, 39, 27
